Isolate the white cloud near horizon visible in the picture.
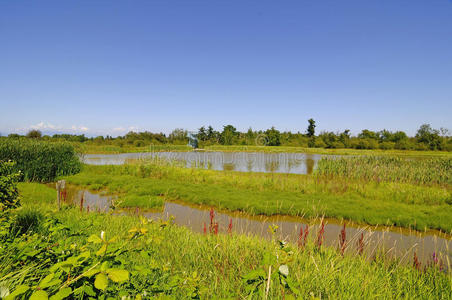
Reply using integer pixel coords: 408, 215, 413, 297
8, 122, 144, 137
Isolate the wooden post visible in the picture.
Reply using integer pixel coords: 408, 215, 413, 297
56, 180, 66, 210
56, 182, 60, 210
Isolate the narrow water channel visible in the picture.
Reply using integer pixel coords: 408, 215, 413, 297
63, 186, 451, 266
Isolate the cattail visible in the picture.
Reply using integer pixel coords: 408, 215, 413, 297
339, 223, 347, 256
86, 205, 90, 213
316, 221, 325, 249
413, 252, 421, 271
297, 226, 304, 248
357, 233, 364, 255
228, 219, 232, 234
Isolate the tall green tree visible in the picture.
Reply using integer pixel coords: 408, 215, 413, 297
416, 124, 441, 150
220, 125, 238, 145
307, 119, 316, 137
26, 130, 42, 139
197, 126, 207, 141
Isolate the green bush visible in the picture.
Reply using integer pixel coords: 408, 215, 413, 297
133, 140, 146, 147
0, 161, 21, 211
0, 139, 81, 182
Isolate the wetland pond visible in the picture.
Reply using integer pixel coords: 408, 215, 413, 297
82, 151, 323, 174
63, 186, 451, 266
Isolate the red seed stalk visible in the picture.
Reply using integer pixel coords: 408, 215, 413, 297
357, 233, 364, 255
203, 222, 207, 235
80, 194, 84, 212
213, 223, 219, 235
209, 208, 215, 233
316, 221, 325, 249
86, 205, 90, 213
303, 225, 309, 246
413, 252, 421, 271
228, 219, 232, 234
62, 188, 67, 202
297, 226, 304, 248
339, 223, 347, 256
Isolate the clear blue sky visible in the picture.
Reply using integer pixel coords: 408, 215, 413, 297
1, 0, 451, 137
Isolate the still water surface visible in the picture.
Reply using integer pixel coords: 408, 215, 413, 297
82, 152, 323, 174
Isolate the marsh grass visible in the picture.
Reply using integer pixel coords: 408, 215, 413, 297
316, 156, 452, 186
74, 143, 192, 154
0, 139, 81, 182
204, 145, 452, 157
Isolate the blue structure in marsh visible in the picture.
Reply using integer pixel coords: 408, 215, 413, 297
187, 132, 198, 149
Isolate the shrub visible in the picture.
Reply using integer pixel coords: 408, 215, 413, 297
0, 139, 81, 182
0, 161, 21, 211
379, 142, 395, 150
133, 140, 146, 147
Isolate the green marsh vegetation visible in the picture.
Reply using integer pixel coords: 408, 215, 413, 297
64, 156, 452, 232
316, 156, 452, 186
0, 176, 450, 299
0, 138, 81, 182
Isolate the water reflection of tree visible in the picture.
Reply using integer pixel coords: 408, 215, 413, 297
223, 163, 235, 171
246, 160, 253, 172
265, 160, 280, 173
287, 159, 302, 173
305, 154, 315, 174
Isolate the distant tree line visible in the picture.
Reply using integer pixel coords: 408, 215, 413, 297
2, 120, 451, 151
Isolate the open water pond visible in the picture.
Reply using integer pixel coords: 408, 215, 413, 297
64, 187, 451, 266
82, 151, 323, 174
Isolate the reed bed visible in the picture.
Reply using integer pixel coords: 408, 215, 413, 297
0, 139, 81, 182
315, 156, 452, 186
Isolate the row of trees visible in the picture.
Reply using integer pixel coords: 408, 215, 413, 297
3, 121, 451, 151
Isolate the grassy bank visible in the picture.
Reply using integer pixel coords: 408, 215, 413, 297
0, 182, 449, 299
63, 161, 452, 232
74, 143, 192, 154
204, 145, 452, 157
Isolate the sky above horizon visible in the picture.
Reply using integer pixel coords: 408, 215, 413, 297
1, 0, 451, 137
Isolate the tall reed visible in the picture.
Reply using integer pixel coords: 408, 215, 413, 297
0, 138, 81, 182
315, 156, 452, 186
